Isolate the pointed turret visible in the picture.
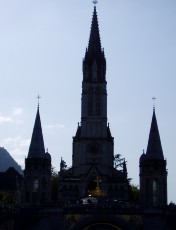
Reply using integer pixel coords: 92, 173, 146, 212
83, 6, 106, 82
28, 107, 46, 158
23, 104, 51, 204
139, 107, 167, 206
146, 108, 164, 160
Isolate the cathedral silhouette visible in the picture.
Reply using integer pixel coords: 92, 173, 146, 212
23, 5, 167, 207
19, 5, 174, 230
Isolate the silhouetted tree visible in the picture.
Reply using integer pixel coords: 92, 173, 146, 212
129, 184, 140, 204
60, 158, 67, 171
51, 166, 58, 201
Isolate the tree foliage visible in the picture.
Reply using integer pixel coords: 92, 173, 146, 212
129, 184, 140, 204
60, 158, 67, 171
51, 166, 58, 201
0, 191, 16, 206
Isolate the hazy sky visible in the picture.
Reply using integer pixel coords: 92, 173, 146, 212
0, 0, 175, 203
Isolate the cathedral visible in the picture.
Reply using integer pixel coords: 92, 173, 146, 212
22, 5, 167, 207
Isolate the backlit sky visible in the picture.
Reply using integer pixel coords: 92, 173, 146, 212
0, 0, 175, 203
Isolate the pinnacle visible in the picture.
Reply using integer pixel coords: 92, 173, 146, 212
146, 109, 164, 160
28, 108, 45, 158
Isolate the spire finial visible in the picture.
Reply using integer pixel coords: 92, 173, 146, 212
93, 0, 98, 6
152, 96, 156, 111
37, 94, 41, 109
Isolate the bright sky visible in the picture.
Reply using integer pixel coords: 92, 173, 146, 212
0, 0, 175, 203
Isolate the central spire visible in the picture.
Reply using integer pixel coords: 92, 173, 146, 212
87, 6, 102, 57
83, 6, 106, 82
80, 6, 108, 137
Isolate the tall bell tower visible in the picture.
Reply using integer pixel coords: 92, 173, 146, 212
72, 6, 114, 195
58, 5, 129, 201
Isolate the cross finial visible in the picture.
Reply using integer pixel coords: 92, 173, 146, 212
93, 0, 98, 6
152, 96, 156, 111
37, 94, 41, 109
94, 177, 101, 190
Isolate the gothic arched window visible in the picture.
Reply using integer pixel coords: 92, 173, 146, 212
33, 178, 39, 192
88, 87, 93, 116
153, 179, 158, 205
95, 87, 101, 116
92, 59, 98, 81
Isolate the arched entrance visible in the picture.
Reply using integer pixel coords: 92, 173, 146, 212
83, 222, 121, 230
71, 215, 133, 230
